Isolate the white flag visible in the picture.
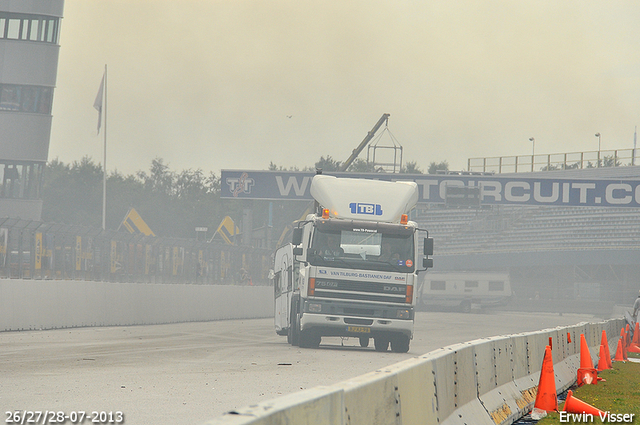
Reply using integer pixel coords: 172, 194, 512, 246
94, 72, 104, 134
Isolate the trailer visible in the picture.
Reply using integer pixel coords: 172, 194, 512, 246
418, 271, 512, 313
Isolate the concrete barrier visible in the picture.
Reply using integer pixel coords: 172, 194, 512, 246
438, 342, 494, 425
218, 386, 344, 424
0, 279, 273, 331
204, 318, 626, 425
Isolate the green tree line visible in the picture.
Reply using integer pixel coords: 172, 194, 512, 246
41, 156, 448, 239
268, 157, 449, 174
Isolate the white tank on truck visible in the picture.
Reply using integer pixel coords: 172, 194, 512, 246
271, 174, 434, 352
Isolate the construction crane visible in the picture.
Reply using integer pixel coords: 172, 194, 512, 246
277, 114, 392, 247
338, 113, 390, 172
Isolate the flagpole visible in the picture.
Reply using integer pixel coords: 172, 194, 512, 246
634, 126, 637, 167
102, 64, 107, 230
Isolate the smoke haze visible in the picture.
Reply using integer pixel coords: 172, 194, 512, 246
50, 1, 640, 175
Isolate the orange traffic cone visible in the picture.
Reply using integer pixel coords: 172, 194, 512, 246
614, 338, 625, 362
563, 390, 605, 416
567, 332, 572, 343
579, 334, 594, 368
531, 345, 557, 419
599, 330, 612, 369
619, 328, 628, 360
596, 345, 610, 371
628, 343, 640, 354
633, 322, 640, 346
577, 368, 598, 385
577, 334, 598, 385
625, 327, 631, 349
620, 328, 624, 346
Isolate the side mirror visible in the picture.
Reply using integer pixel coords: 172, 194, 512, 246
420, 237, 434, 271
292, 228, 303, 246
423, 237, 434, 256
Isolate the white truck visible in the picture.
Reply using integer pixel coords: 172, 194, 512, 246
272, 175, 433, 352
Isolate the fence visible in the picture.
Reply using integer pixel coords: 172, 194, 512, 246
468, 148, 637, 174
0, 217, 272, 285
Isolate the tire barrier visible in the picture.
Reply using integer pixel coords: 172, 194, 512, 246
0, 279, 274, 331
203, 318, 625, 425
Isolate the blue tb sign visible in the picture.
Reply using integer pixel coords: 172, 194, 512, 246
349, 203, 383, 216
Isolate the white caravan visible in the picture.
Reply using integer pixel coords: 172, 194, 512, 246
418, 271, 512, 313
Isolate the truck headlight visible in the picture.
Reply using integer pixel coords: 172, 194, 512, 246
396, 309, 410, 319
308, 303, 322, 313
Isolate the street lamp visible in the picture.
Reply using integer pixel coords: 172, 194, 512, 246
595, 133, 601, 167
529, 137, 535, 172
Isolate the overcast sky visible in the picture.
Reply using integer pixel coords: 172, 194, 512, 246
49, 1, 640, 176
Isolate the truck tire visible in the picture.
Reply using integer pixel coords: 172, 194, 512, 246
289, 312, 300, 346
288, 297, 300, 346
299, 330, 321, 348
374, 337, 390, 352
390, 334, 410, 353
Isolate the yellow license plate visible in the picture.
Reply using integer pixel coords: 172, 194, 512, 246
347, 326, 371, 334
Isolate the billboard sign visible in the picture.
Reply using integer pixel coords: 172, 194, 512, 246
220, 170, 640, 208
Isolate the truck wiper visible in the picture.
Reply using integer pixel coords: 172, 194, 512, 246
308, 252, 355, 269
326, 256, 356, 269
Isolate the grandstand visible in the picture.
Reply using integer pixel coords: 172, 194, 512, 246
419, 204, 640, 254
415, 165, 640, 314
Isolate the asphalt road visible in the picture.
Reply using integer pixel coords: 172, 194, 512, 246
1, 311, 595, 425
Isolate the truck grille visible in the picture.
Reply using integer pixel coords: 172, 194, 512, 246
344, 318, 374, 325
313, 278, 407, 304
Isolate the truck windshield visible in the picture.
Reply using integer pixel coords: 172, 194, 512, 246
308, 222, 415, 272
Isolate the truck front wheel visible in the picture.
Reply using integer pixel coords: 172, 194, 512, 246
374, 337, 390, 352
299, 330, 321, 348
390, 334, 410, 353
289, 312, 300, 346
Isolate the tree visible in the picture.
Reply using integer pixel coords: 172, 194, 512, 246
267, 161, 300, 172
541, 164, 560, 171
137, 157, 175, 196
42, 156, 103, 227
428, 161, 449, 174
314, 155, 342, 172
603, 155, 621, 168
401, 161, 423, 174
562, 162, 580, 170
347, 158, 375, 173
42, 157, 225, 239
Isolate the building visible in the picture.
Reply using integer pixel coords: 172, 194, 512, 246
0, 0, 64, 220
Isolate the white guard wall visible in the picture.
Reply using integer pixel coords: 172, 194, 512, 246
203, 318, 626, 425
0, 279, 273, 331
